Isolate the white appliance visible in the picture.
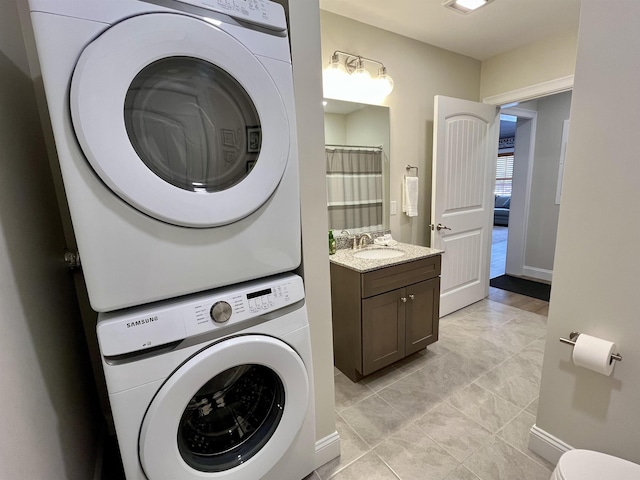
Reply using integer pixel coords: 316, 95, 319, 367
29, 0, 301, 311
97, 273, 315, 480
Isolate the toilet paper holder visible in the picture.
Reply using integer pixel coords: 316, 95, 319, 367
560, 332, 622, 363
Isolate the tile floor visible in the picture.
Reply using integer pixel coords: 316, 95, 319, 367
307, 288, 552, 480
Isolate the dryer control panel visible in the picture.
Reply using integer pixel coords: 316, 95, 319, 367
97, 274, 304, 357
174, 0, 287, 32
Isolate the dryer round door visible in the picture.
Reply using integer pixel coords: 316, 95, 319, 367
138, 335, 310, 479
70, 13, 291, 227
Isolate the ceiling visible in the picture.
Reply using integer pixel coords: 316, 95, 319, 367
319, 0, 581, 61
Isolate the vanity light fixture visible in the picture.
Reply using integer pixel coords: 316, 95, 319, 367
323, 51, 394, 102
443, 0, 493, 15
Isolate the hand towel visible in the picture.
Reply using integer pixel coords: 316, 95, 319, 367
374, 234, 398, 247
403, 176, 419, 217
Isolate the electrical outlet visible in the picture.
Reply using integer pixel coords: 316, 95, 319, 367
390, 201, 397, 215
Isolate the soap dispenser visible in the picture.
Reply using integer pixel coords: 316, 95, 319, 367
328, 230, 336, 255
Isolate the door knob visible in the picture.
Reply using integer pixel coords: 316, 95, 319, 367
409, 294, 415, 300
400, 297, 407, 303
436, 223, 451, 231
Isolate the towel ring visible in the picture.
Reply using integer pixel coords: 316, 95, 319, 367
405, 165, 418, 177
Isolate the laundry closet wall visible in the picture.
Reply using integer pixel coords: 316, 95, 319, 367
275, 0, 339, 449
0, 1, 99, 478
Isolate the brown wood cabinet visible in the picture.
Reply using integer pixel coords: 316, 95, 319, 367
330, 254, 441, 382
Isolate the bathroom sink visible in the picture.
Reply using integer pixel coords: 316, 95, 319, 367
352, 248, 406, 260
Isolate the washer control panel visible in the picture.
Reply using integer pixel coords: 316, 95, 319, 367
173, 0, 287, 32
97, 274, 304, 357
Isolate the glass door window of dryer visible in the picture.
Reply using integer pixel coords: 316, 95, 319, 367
125, 57, 261, 193
70, 13, 290, 227
138, 334, 309, 479
177, 364, 284, 472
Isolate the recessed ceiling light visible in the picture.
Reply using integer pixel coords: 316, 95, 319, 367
442, 0, 493, 15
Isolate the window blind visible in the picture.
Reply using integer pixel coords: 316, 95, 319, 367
495, 153, 514, 195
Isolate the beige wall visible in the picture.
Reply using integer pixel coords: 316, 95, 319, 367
324, 112, 347, 145
480, 30, 578, 101
523, 91, 572, 274
535, 0, 640, 462
321, 11, 481, 246
0, 1, 99, 478
324, 107, 390, 159
346, 106, 390, 153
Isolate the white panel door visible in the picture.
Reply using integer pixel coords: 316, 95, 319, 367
432, 96, 499, 317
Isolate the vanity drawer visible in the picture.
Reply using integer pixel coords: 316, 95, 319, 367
361, 255, 441, 298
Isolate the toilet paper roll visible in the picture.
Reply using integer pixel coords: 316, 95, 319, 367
572, 334, 616, 376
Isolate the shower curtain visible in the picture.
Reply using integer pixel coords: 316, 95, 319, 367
326, 147, 383, 233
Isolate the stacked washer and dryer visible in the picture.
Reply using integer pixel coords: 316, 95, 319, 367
29, 0, 315, 479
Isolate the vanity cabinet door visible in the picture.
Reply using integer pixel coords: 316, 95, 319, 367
362, 288, 406, 375
405, 278, 440, 356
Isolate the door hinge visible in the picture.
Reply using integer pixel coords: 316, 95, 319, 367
64, 250, 81, 270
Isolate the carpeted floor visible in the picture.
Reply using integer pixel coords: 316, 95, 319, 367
489, 274, 551, 302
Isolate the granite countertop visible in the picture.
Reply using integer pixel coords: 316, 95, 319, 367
329, 242, 443, 273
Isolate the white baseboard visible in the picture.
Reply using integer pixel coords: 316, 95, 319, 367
315, 431, 341, 469
529, 424, 573, 466
522, 266, 553, 283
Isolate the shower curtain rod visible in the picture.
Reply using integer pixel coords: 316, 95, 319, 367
325, 144, 383, 150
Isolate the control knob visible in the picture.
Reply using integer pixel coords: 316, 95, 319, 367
210, 301, 232, 324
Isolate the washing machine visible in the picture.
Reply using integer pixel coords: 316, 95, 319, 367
29, 0, 301, 311
96, 273, 316, 480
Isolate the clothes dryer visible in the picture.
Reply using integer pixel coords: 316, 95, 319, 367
97, 273, 316, 480
29, 0, 301, 311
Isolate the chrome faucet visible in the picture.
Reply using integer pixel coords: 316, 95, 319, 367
341, 230, 357, 250
358, 233, 372, 249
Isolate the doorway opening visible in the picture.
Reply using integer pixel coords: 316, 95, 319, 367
490, 113, 516, 279
489, 91, 573, 300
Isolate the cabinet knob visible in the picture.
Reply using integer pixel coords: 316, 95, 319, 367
409, 294, 415, 300
401, 297, 407, 303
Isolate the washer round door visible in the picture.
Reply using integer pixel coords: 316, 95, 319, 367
138, 335, 310, 479
70, 13, 291, 227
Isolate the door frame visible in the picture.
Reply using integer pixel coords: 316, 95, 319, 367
499, 106, 537, 278
482, 75, 574, 106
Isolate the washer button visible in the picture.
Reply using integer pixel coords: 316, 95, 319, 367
210, 301, 232, 324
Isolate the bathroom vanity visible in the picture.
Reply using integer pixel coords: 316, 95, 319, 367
329, 243, 442, 382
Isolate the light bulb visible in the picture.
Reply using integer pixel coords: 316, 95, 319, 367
348, 58, 371, 98
323, 54, 349, 98
376, 67, 394, 97
323, 62, 348, 84
351, 58, 371, 81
